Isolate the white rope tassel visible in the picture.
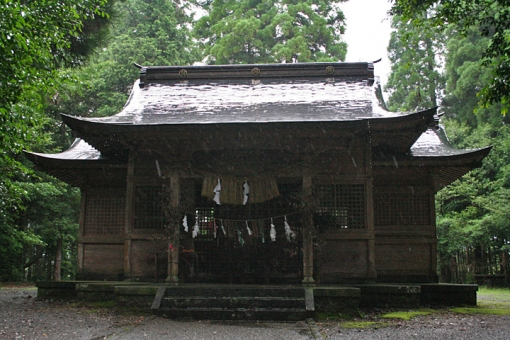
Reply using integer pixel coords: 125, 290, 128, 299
243, 180, 250, 205
284, 215, 295, 242
213, 178, 221, 205
192, 219, 199, 239
246, 221, 252, 236
182, 215, 188, 233
270, 218, 277, 242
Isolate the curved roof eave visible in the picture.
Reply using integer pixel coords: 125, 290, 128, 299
23, 139, 124, 167
60, 108, 436, 134
373, 124, 492, 165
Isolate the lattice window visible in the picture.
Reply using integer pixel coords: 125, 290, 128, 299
195, 206, 216, 238
84, 190, 125, 235
314, 184, 365, 229
374, 192, 431, 225
134, 186, 165, 229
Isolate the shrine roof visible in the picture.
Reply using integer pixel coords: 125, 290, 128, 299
410, 125, 491, 159
61, 62, 413, 127
27, 126, 490, 163
26, 139, 102, 162
23, 139, 125, 186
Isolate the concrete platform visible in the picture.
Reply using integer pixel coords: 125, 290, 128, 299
352, 284, 422, 308
36, 281, 478, 320
421, 283, 478, 306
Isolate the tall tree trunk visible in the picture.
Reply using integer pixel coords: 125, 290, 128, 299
424, 35, 437, 107
502, 250, 508, 284
475, 244, 484, 274
488, 245, 493, 275
54, 237, 62, 281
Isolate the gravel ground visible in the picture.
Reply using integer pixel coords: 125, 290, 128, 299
0, 288, 310, 340
1, 287, 510, 339
315, 312, 510, 339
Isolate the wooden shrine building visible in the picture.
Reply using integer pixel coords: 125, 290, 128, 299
26, 62, 491, 285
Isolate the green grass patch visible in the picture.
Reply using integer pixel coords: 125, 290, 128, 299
478, 286, 510, 302
451, 301, 510, 316
0, 283, 37, 290
478, 300, 510, 308
450, 306, 510, 315
380, 309, 435, 321
341, 321, 389, 329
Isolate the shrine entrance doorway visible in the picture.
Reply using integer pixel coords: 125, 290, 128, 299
178, 180, 303, 284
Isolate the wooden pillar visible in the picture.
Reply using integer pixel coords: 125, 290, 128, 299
302, 173, 315, 285
365, 139, 377, 279
166, 172, 180, 284
366, 177, 377, 279
429, 169, 438, 280
77, 190, 86, 275
124, 152, 135, 279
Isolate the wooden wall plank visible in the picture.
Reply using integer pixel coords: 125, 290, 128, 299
83, 244, 124, 275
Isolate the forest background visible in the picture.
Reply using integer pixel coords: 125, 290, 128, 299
1, 0, 509, 284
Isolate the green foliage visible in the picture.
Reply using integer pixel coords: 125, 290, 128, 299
435, 121, 510, 282
49, 0, 198, 119
0, 0, 112, 121
443, 28, 510, 127
0, 171, 81, 281
391, 0, 510, 113
194, 0, 347, 64
385, 9, 509, 282
0, 0, 199, 282
19, 179, 80, 281
384, 14, 445, 111
0, 0, 116, 282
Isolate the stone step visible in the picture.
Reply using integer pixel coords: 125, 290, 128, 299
163, 286, 305, 298
162, 296, 305, 309
155, 307, 307, 321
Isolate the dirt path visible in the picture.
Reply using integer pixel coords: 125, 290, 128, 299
0, 287, 310, 340
1, 287, 510, 339
0, 288, 142, 339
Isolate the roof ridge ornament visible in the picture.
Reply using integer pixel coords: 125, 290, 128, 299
139, 64, 148, 88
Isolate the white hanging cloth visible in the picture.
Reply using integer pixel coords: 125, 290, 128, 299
243, 180, 250, 205
246, 221, 252, 236
270, 218, 277, 242
213, 220, 218, 239
237, 228, 244, 247
213, 178, 221, 205
182, 215, 188, 233
284, 215, 296, 242
192, 219, 199, 238
220, 220, 226, 235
